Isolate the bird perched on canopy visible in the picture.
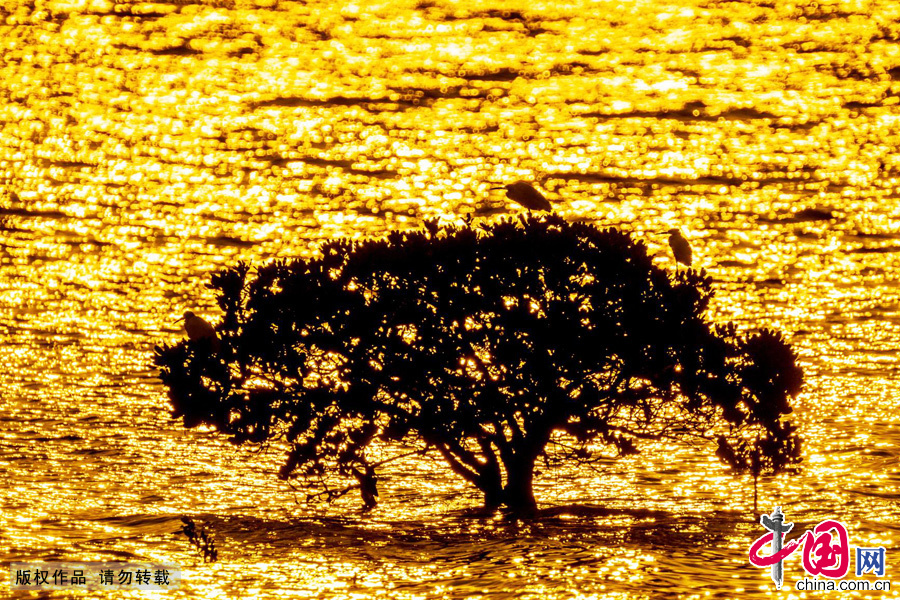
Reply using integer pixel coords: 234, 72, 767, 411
667, 228, 692, 267
491, 181, 553, 212
178, 311, 220, 351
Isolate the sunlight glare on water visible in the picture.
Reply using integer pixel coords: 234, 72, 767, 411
1, 0, 899, 597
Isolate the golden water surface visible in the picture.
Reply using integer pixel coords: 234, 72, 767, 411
1, 0, 899, 597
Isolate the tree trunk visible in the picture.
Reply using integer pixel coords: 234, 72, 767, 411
501, 455, 538, 513
481, 481, 504, 511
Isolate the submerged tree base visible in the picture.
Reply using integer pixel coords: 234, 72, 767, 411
155, 215, 802, 513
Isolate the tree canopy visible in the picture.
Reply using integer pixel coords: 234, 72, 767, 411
155, 215, 802, 513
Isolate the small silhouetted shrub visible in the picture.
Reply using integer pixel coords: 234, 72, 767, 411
180, 517, 217, 563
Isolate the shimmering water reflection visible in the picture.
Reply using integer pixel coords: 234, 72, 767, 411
1, 0, 899, 597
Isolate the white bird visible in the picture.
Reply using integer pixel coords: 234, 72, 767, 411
491, 181, 553, 212
178, 310, 220, 350
667, 228, 692, 267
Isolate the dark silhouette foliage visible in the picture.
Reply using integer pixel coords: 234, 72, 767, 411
180, 517, 218, 563
155, 215, 802, 513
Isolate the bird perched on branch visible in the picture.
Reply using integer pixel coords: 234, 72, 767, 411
667, 228, 692, 267
178, 311, 220, 351
491, 181, 553, 212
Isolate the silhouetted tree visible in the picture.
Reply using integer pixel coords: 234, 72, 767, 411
155, 215, 802, 513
